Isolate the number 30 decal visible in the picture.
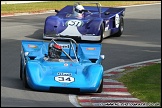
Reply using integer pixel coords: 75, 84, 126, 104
66, 20, 83, 27
55, 76, 74, 83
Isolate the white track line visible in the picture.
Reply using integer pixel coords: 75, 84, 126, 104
78, 96, 140, 101
104, 59, 161, 73
103, 85, 126, 88
100, 92, 132, 96
103, 79, 119, 82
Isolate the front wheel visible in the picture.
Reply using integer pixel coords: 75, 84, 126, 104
97, 79, 103, 93
23, 68, 29, 89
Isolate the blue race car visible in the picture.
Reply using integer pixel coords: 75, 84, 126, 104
20, 37, 105, 93
43, 2, 125, 42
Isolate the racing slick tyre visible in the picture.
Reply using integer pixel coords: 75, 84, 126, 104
98, 23, 104, 43
20, 58, 22, 80
97, 79, 103, 93
114, 17, 124, 37
23, 68, 29, 88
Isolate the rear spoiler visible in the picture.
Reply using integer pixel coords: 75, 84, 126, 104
78, 43, 102, 60
21, 40, 48, 59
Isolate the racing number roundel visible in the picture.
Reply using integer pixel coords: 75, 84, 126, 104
115, 14, 120, 28
55, 76, 74, 83
66, 20, 83, 27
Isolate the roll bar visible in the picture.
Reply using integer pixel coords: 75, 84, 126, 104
73, 2, 102, 17
50, 37, 78, 62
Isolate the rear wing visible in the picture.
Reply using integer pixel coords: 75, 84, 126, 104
78, 43, 102, 60
21, 38, 103, 62
104, 7, 125, 16
21, 40, 48, 59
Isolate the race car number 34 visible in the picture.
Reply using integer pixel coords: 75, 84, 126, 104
55, 76, 74, 83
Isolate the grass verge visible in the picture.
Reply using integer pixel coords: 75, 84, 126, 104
1, 1, 160, 15
117, 63, 161, 103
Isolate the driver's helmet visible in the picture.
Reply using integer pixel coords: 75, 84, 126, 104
73, 5, 85, 17
48, 43, 62, 59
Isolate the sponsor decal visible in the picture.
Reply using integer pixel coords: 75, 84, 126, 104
66, 14, 71, 17
86, 48, 96, 50
85, 34, 94, 36
106, 20, 109, 24
105, 26, 109, 31
64, 63, 68, 66
59, 59, 64, 62
59, 44, 70, 49
57, 72, 72, 76
28, 44, 37, 48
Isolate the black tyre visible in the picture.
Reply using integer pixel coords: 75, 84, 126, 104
20, 57, 22, 80
97, 79, 103, 93
114, 17, 124, 37
23, 68, 29, 88
98, 23, 104, 43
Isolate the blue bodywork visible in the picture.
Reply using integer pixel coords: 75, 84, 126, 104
20, 38, 104, 93
43, 2, 125, 42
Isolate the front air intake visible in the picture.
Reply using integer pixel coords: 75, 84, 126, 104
29, 56, 36, 60
50, 87, 80, 93
89, 59, 97, 63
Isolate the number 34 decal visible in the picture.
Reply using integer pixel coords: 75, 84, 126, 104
55, 76, 74, 83
66, 20, 83, 27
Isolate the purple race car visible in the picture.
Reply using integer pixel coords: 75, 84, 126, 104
43, 2, 125, 42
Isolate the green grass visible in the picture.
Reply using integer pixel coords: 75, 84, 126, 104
1, 1, 160, 15
118, 63, 161, 103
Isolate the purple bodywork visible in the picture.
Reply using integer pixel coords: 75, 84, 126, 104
43, 4, 125, 42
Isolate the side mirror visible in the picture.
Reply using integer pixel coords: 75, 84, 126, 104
100, 55, 105, 60
55, 9, 59, 13
122, 11, 125, 16
44, 54, 48, 57
104, 12, 110, 15
83, 9, 88, 12
25, 52, 29, 56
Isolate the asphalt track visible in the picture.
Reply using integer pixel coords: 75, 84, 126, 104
1, 3, 161, 107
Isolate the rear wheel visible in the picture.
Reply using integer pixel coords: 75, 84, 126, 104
114, 17, 124, 37
20, 58, 22, 80
97, 79, 103, 93
98, 23, 104, 43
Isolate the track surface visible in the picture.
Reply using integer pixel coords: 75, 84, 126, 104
1, 3, 161, 107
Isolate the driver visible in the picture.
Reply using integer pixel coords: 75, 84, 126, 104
73, 5, 85, 18
48, 43, 62, 59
